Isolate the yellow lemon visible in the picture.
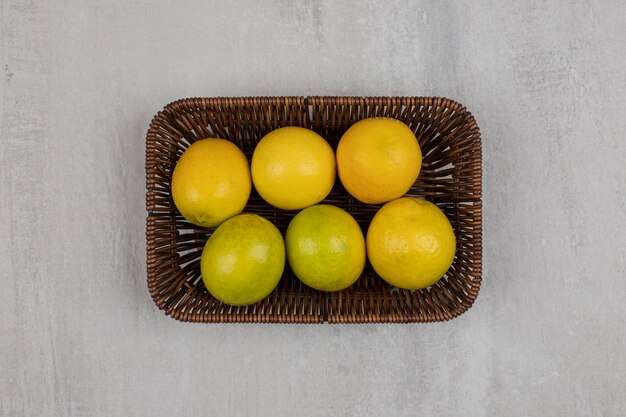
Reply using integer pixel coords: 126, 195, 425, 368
336, 117, 422, 204
251, 127, 335, 210
286, 205, 365, 291
171, 138, 251, 228
366, 197, 455, 290
201, 214, 285, 306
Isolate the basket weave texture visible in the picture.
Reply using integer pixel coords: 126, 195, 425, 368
146, 96, 482, 323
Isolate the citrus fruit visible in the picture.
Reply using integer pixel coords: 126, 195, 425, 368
171, 138, 251, 228
285, 205, 366, 292
366, 197, 455, 290
251, 127, 335, 210
336, 117, 422, 204
201, 214, 285, 306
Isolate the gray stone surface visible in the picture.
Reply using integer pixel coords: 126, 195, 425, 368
1, 1, 625, 416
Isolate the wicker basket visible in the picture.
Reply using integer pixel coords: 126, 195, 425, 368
146, 96, 482, 323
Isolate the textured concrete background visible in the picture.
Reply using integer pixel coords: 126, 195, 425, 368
1, 1, 625, 416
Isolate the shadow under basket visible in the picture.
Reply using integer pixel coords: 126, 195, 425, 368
146, 96, 482, 323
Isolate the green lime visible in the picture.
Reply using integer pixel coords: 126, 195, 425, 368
286, 205, 366, 291
201, 214, 285, 305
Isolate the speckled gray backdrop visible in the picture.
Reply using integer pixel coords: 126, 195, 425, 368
1, 1, 625, 416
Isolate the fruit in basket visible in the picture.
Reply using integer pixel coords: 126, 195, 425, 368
201, 214, 285, 306
286, 205, 366, 292
336, 117, 421, 204
171, 138, 251, 228
366, 197, 455, 290
251, 127, 335, 210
